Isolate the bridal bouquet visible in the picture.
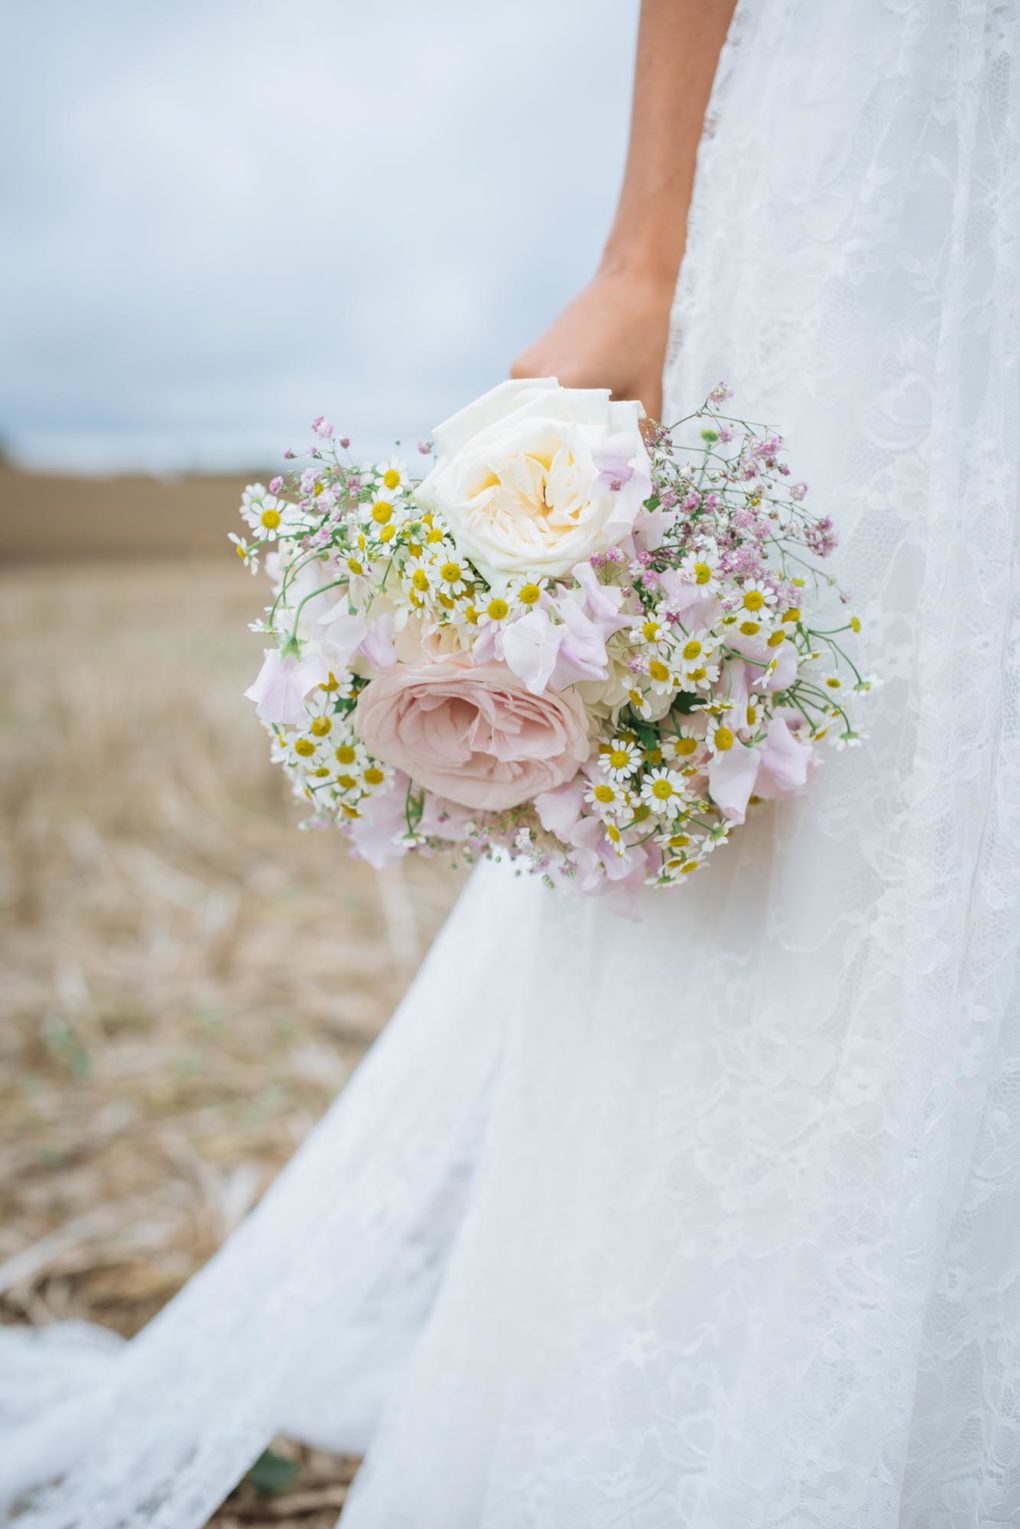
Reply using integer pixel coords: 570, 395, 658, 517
235, 379, 871, 898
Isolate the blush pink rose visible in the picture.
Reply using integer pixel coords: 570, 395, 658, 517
354, 654, 591, 811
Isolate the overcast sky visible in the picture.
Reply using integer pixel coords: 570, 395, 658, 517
0, 1, 636, 472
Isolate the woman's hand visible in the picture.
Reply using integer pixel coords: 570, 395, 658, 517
510, 261, 675, 422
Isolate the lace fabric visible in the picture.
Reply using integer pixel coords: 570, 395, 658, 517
3, 1, 1020, 1524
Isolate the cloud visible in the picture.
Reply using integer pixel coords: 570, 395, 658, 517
0, 0, 635, 470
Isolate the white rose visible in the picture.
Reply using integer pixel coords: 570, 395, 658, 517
416, 378, 652, 582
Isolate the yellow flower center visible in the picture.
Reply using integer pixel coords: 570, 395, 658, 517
363, 766, 386, 786
746, 705, 758, 727
651, 778, 676, 800
606, 823, 621, 843
825, 676, 842, 689
440, 561, 463, 583
642, 620, 661, 642
669, 833, 691, 848
742, 589, 765, 611
336, 773, 358, 790
383, 468, 401, 490
411, 568, 431, 592
682, 639, 703, 661
694, 562, 712, 585
379, 523, 396, 543
739, 620, 761, 636
713, 726, 735, 751
608, 748, 631, 770
648, 658, 670, 682
679, 860, 700, 874
260, 507, 281, 530
593, 783, 616, 804
850, 615, 862, 633
335, 744, 357, 765
782, 607, 801, 624
486, 597, 509, 621
310, 717, 331, 737
347, 557, 364, 576
674, 736, 698, 757
767, 629, 787, 648
688, 667, 707, 683
320, 672, 342, 692
518, 583, 542, 606
293, 738, 315, 757
371, 500, 393, 524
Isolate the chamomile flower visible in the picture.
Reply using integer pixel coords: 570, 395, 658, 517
477, 592, 513, 627
640, 767, 688, 817
402, 556, 437, 603
241, 485, 289, 541
675, 630, 716, 676
359, 761, 394, 794
434, 554, 471, 598
584, 776, 627, 819
663, 727, 703, 767
601, 737, 641, 781
736, 578, 778, 618
374, 456, 409, 494
228, 532, 260, 574
627, 687, 653, 720
508, 576, 548, 610
706, 719, 739, 755
630, 612, 671, 652
332, 737, 368, 772
680, 542, 720, 592
645, 656, 680, 695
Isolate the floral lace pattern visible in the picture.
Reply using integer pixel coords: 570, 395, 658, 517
3, 1, 1020, 1525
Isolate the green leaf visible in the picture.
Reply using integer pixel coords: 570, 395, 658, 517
245, 1449, 300, 1499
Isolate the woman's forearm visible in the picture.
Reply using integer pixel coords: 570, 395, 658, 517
511, 0, 736, 414
602, 0, 738, 288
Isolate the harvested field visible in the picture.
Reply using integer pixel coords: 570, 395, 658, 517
0, 524, 465, 1523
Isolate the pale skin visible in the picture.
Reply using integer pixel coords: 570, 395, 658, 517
511, 0, 738, 422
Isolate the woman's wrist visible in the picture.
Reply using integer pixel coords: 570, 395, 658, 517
598, 212, 686, 293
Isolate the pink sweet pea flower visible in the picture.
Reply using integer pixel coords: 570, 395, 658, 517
549, 599, 611, 689
707, 741, 762, 825
358, 612, 397, 670
708, 715, 815, 823
347, 780, 410, 869
754, 715, 815, 799
318, 607, 367, 667
244, 648, 331, 725
500, 607, 564, 695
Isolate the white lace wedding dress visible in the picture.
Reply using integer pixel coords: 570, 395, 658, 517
4, 1, 1020, 1524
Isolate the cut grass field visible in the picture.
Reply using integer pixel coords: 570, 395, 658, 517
0, 500, 465, 1523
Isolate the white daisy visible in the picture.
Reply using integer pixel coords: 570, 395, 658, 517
374, 456, 409, 495
735, 578, 778, 619
675, 629, 718, 678
434, 554, 472, 598
507, 576, 548, 611
662, 727, 703, 767
640, 767, 688, 818
645, 656, 680, 696
241, 485, 289, 541
679, 542, 721, 592
359, 761, 395, 794
584, 776, 628, 820
477, 592, 513, 627
228, 532, 260, 574
629, 612, 671, 652
600, 737, 641, 781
